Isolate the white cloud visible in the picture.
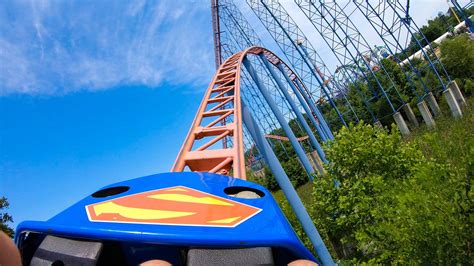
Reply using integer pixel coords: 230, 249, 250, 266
0, 0, 214, 96
1, 0, 466, 96
0, 39, 43, 95
126, 0, 147, 17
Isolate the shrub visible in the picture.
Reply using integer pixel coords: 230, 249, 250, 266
263, 166, 279, 191
310, 110, 473, 264
281, 156, 307, 188
440, 34, 474, 81
311, 123, 425, 262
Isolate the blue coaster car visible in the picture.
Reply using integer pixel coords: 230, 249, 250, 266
15, 172, 317, 265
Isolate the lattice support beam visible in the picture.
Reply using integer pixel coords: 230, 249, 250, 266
248, 0, 357, 127
295, 0, 405, 117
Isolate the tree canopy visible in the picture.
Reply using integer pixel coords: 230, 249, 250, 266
0, 197, 14, 238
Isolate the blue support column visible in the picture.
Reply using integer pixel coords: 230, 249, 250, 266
260, 54, 327, 163
277, 64, 329, 143
257, 0, 348, 127
243, 57, 316, 178
451, 0, 474, 32
297, 43, 360, 122
385, 1, 452, 92
241, 100, 335, 265
352, 1, 430, 99
295, 0, 401, 114
294, 79, 335, 140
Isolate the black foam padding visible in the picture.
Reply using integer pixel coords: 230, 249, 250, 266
122, 243, 183, 265
187, 247, 274, 266
30, 235, 103, 266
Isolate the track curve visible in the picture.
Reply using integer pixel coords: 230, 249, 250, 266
172, 46, 317, 180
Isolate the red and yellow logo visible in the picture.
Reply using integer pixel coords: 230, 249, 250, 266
86, 186, 261, 228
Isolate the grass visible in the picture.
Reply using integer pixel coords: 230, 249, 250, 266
407, 96, 473, 173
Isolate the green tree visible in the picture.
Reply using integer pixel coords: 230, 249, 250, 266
312, 123, 424, 261
281, 156, 306, 188
419, 14, 450, 42
262, 166, 279, 191
440, 34, 474, 95
440, 34, 474, 80
0, 197, 14, 238
357, 160, 472, 264
310, 114, 473, 264
256, 158, 307, 192
401, 8, 472, 59
359, 106, 474, 264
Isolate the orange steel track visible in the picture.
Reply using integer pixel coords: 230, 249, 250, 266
265, 134, 309, 142
172, 46, 315, 180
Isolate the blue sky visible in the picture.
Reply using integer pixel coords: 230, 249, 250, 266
0, 0, 214, 228
0, 0, 464, 229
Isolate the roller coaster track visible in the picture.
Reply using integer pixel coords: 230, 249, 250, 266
265, 134, 308, 142
172, 46, 316, 180
11, 42, 333, 264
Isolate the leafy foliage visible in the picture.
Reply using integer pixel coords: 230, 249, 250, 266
253, 157, 307, 192
256, 10, 474, 265
311, 123, 424, 261
308, 107, 473, 264
247, 115, 314, 192
440, 34, 474, 80
440, 34, 474, 95
403, 7, 474, 57
0, 197, 14, 238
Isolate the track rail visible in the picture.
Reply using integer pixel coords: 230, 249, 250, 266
172, 46, 315, 179
265, 134, 308, 142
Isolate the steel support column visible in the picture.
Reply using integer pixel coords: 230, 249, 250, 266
260, 54, 328, 164
386, 0, 452, 93
295, 79, 335, 140
241, 100, 334, 265
250, 0, 349, 127
277, 64, 330, 142
243, 57, 316, 179
295, 0, 405, 116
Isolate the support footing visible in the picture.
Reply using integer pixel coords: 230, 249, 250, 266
374, 120, 383, 128
417, 101, 436, 129
402, 103, 419, 128
426, 92, 441, 117
448, 80, 467, 109
443, 88, 463, 119
393, 112, 410, 135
